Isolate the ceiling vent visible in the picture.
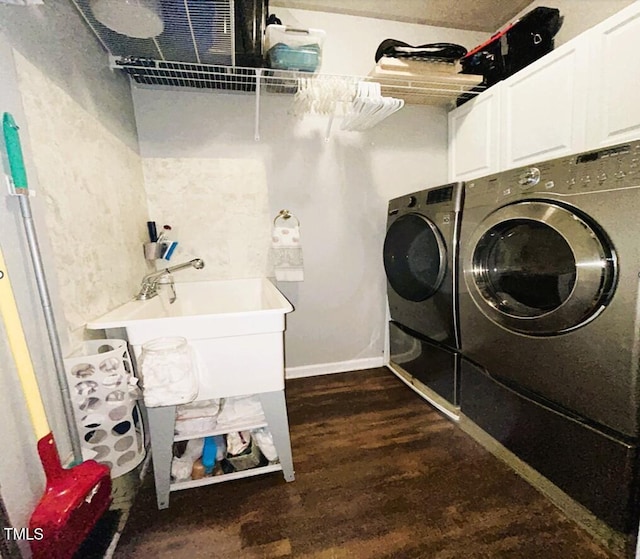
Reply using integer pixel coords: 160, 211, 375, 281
72, 0, 266, 67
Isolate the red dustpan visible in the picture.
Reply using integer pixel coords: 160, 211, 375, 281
0, 246, 112, 558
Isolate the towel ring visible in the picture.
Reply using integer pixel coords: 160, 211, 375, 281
273, 209, 300, 227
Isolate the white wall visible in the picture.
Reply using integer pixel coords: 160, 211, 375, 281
133, 90, 449, 371
133, 9, 474, 373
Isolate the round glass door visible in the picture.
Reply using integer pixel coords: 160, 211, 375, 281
383, 214, 447, 302
466, 201, 616, 335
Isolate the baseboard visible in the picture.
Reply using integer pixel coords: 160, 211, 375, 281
285, 357, 385, 379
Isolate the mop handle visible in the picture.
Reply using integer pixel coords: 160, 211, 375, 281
2, 112, 83, 462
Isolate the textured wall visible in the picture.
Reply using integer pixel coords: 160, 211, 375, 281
0, 0, 139, 151
142, 158, 271, 280
0, 36, 62, 551
14, 52, 149, 345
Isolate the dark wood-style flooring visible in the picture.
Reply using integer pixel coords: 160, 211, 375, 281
115, 368, 619, 558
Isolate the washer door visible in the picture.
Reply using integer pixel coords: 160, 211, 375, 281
465, 200, 616, 335
384, 214, 447, 302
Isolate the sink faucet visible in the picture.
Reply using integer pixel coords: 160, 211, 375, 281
136, 258, 205, 300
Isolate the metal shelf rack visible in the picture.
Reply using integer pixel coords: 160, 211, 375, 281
111, 57, 486, 140
112, 57, 484, 100
72, 0, 486, 137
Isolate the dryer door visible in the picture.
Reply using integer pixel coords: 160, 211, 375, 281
384, 214, 447, 302
465, 200, 616, 335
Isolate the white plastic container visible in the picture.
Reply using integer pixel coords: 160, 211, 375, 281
264, 24, 326, 72
64, 339, 145, 478
138, 336, 198, 407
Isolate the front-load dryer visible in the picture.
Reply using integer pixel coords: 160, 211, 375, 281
458, 141, 640, 534
384, 183, 463, 416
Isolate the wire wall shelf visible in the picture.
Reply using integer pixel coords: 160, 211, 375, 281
72, 0, 485, 109
115, 58, 271, 92
72, 0, 486, 138
111, 57, 486, 140
112, 58, 486, 101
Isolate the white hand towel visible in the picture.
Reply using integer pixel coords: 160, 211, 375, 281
272, 216, 304, 282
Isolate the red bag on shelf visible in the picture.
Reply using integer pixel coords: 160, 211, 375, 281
460, 7, 563, 87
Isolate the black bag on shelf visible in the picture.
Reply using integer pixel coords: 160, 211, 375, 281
375, 39, 467, 63
460, 7, 563, 87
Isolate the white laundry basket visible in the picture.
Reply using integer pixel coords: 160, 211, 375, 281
64, 339, 145, 478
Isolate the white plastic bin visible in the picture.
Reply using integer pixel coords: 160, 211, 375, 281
64, 339, 145, 478
137, 336, 199, 407
264, 24, 326, 72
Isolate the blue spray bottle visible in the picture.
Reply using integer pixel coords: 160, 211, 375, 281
202, 436, 217, 476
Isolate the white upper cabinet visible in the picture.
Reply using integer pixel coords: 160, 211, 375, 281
448, 86, 501, 181
500, 35, 588, 169
448, 1, 640, 180
586, 2, 640, 149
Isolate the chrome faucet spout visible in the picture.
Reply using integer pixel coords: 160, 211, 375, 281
161, 258, 204, 276
136, 258, 205, 300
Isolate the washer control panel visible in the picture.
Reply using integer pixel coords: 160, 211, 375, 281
388, 183, 463, 215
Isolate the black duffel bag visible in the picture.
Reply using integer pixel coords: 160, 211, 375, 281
375, 40, 467, 63
460, 7, 563, 86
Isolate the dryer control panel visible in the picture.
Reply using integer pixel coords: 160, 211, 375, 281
568, 142, 640, 192
464, 140, 640, 207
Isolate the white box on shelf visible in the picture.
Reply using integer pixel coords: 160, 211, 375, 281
264, 24, 326, 72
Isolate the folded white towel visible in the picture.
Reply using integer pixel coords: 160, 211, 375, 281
275, 266, 304, 282
272, 225, 300, 247
272, 214, 304, 282
215, 396, 265, 430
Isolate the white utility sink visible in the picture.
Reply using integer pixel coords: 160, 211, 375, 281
87, 278, 293, 399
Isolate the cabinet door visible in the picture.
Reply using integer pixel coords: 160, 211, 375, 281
500, 36, 588, 169
587, 2, 640, 149
448, 86, 501, 181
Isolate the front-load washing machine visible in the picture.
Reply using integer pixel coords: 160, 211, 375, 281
384, 183, 463, 417
458, 141, 640, 534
